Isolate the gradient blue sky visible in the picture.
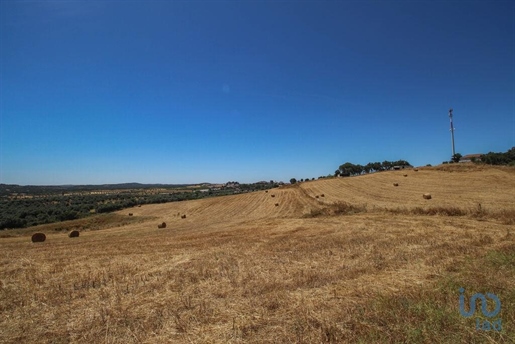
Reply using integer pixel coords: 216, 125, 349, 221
1, 0, 514, 185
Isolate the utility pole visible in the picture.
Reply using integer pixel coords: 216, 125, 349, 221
449, 108, 456, 157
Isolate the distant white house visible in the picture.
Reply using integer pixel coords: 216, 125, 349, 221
460, 154, 483, 163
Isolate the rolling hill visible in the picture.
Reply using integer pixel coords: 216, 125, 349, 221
1, 164, 514, 343
115, 164, 515, 233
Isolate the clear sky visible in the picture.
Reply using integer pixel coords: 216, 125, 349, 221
1, 0, 514, 185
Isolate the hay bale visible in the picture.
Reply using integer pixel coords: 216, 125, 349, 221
403, 174, 408, 177
320, 194, 325, 197
275, 203, 279, 206
414, 169, 418, 172
393, 183, 399, 186
315, 195, 319, 198
271, 194, 275, 198
69, 230, 79, 238
128, 213, 133, 216
31, 233, 46, 243
423, 193, 432, 200
181, 215, 186, 219
265, 190, 268, 193
157, 222, 167, 229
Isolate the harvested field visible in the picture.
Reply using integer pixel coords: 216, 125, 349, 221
1, 165, 514, 343
299, 166, 515, 211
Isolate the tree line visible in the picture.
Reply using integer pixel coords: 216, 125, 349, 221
0, 192, 197, 230
289, 160, 412, 184
479, 147, 515, 166
335, 160, 412, 177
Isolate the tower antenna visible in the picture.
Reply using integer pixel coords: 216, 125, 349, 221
449, 108, 456, 157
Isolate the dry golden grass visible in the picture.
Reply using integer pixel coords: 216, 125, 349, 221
1, 165, 514, 343
300, 166, 515, 211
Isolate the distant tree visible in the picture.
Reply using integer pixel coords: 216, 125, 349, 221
59, 211, 79, 221
372, 162, 382, 172
290, 178, 297, 184
311, 178, 315, 181
270, 180, 274, 184
393, 160, 410, 168
452, 153, 462, 163
381, 160, 393, 171
338, 162, 354, 177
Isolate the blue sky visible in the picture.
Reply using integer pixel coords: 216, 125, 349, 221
1, 0, 514, 185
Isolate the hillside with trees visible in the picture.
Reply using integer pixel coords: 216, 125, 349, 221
479, 147, 515, 166
0, 181, 280, 230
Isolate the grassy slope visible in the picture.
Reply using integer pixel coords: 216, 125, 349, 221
1, 164, 514, 343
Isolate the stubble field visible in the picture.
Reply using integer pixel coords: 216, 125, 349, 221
1, 164, 514, 343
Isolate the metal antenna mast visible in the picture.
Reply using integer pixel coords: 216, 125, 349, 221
449, 108, 456, 157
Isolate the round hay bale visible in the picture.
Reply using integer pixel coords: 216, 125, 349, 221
31, 233, 46, 243
265, 190, 268, 193
393, 183, 399, 186
69, 230, 79, 238
320, 194, 325, 197
271, 194, 275, 198
181, 215, 186, 219
275, 203, 279, 206
423, 193, 432, 200
157, 222, 167, 229
403, 174, 408, 177
414, 169, 418, 172
128, 213, 133, 216
315, 195, 319, 198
